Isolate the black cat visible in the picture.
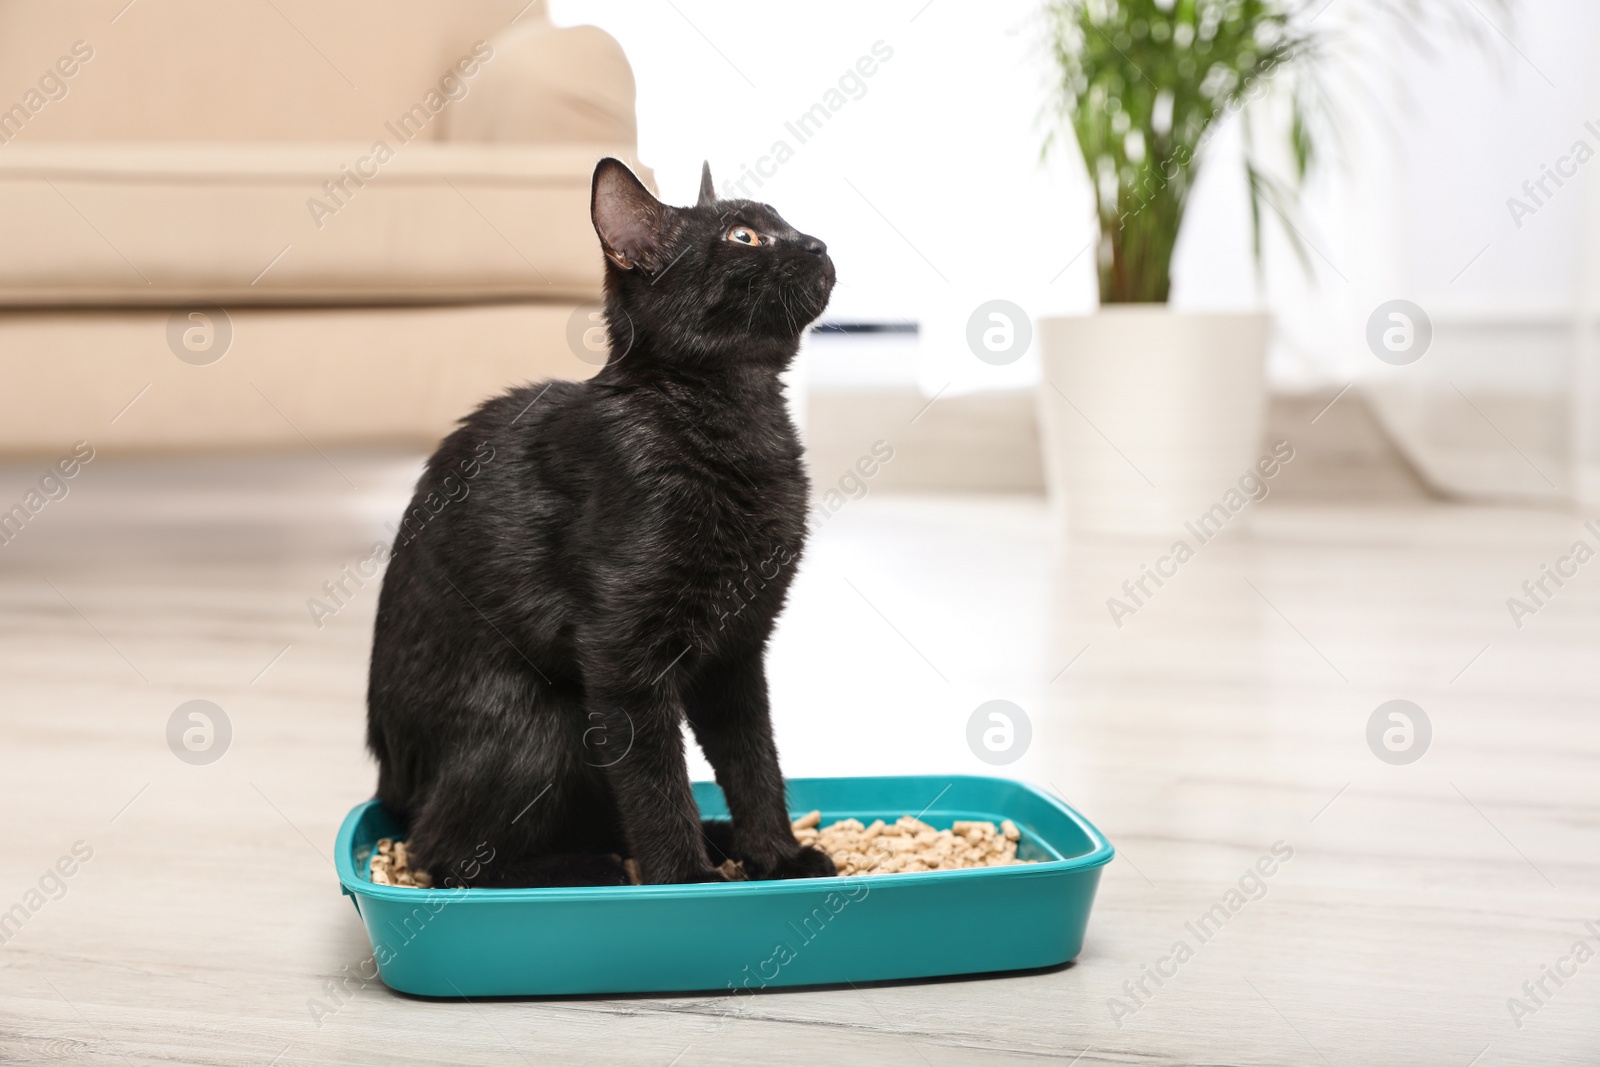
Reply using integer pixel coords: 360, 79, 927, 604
366, 158, 838, 887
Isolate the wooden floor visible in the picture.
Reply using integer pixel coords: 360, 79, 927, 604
1, 449, 1597, 1066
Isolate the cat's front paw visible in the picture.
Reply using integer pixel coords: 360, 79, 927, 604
753, 845, 837, 881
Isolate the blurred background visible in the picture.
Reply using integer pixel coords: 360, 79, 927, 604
2, 1, 1597, 1064
2, 1, 1595, 494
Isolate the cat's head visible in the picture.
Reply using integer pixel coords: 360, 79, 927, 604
589, 158, 835, 366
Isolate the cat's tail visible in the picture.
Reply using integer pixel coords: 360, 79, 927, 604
434, 824, 739, 887
444, 851, 634, 888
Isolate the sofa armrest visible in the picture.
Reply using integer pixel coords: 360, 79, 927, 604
442, 19, 638, 148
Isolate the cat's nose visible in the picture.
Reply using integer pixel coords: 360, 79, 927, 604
800, 236, 827, 256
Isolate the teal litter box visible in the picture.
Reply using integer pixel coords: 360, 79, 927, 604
334, 775, 1113, 997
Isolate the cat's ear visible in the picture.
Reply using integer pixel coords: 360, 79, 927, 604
697, 161, 716, 207
591, 158, 673, 272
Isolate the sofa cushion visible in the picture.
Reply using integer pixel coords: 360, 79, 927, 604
0, 143, 643, 305
441, 20, 637, 147
0, 0, 549, 141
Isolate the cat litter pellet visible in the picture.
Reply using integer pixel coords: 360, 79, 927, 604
368, 815, 1031, 887
790, 811, 1031, 877
368, 837, 433, 888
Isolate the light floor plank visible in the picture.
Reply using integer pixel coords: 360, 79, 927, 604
1, 451, 1596, 1065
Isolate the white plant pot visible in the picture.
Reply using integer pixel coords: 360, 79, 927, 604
1036, 308, 1270, 537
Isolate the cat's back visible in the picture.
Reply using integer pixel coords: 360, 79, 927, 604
389, 372, 805, 616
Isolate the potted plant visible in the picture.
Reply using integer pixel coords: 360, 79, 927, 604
1036, 0, 1501, 535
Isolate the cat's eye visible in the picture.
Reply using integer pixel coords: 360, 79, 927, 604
726, 226, 763, 247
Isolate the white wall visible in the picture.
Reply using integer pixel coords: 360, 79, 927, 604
552, 0, 1600, 498
551, 0, 1095, 397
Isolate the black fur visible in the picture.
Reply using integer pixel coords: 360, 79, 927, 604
366, 158, 838, 887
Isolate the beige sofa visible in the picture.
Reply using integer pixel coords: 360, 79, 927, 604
0, 0, 642, 452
